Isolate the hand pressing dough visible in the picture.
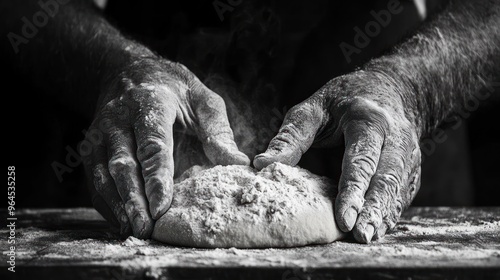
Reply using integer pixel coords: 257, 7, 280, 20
152, 163, 344, 248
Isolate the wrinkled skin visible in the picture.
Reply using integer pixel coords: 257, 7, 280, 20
255, 71, 422, 243
82, 58, 249, 238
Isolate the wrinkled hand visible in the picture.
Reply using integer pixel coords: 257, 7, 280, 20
82, 58, 249, 238
254, 71, 421, 243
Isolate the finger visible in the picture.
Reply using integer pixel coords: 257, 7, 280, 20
253, 101, 323, 170
133, 93, 176, 220
401, 147, 422, 209
353, 137, 414, 243
89, 163, 132, 236
107, 127, 154, 238
373, 148, 421, 241
335, 121, 384, 232
190, 83, 250, 166
372, 223, 389, 241
83, 141, 132, 236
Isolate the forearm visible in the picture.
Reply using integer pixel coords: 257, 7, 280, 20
363, 0, 500, 137
0, 0, 156, 116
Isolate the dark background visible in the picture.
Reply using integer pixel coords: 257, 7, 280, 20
3, 0, 499, 209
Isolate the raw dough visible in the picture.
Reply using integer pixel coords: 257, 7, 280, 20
152, 163, 344, 248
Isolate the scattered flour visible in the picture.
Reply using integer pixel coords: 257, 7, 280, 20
122, 236, 147, 247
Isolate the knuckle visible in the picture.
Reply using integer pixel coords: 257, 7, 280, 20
124, 198, 140, 217
395, 199, 404, 216
268, 127, 299, 150
289, 103, 314, 119
269, 128, 305, 156
373, 172, 401, 191
200, 91, 227, 112
108, 156, 137, 177
410, 172, 421, 194
125, 86, 168, 107
337, 183, 366, 209
191, 89, 227, 114
404, 172, 421, 206
92, 164, 110, 194
349, 156, 377, 181
363, 198, 383, 214
288, 102, 323, 129
124, 191, 144, 207
278, 122, 302, 141
125, 88, 146, 104
384, 212, 399, 229
207, 91, 225, 104
173, 62, 196, 84
343, 97, 391, 132
359, 206, 383, 225
411, 147, 422, 165
363, 193, 389, 218
137, 138, 168, 163
96, 116, 115, 134
341, 180, 366, 194
397, 128, 418, 155
172, 61, 190, 73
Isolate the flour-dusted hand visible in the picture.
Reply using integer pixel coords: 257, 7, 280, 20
254, 0, 500, 243
82, 58, 249, 238
254, 71, 422, 243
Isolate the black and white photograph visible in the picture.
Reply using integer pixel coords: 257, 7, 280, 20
1, 0, 499, 279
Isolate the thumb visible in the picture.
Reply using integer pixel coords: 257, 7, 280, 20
254, 101, 323, 170
190, 82, 250, 166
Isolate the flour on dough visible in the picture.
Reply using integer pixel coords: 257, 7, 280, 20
152, 162, 344, 248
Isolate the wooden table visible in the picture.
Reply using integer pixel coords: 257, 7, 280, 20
1, 207, 499, 279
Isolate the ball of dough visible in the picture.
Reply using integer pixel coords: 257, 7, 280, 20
152, 163, 344, 248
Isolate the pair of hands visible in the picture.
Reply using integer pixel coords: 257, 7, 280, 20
83, 58, 422, 243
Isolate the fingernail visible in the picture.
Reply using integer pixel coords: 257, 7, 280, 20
150, 200, 163, 220
343, 207, 358, 230
233, 152, 251, 166
150, 194, 172, 220
360, 224, 375, 243
133, 215, 153, 239
253, 154, 270, 170
374, 225, 387, 241
132, 215, 146, 237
